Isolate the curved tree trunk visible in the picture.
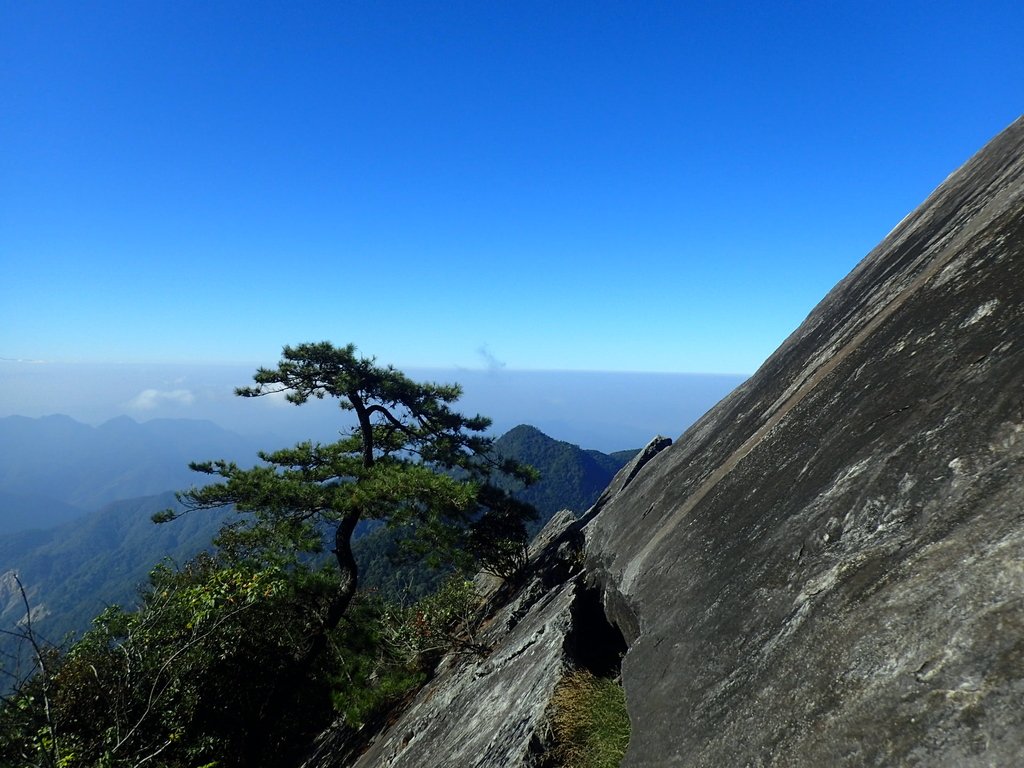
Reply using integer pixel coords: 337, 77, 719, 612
321, 511, 361, 638
248, 511, 362, 765
296, 510, 361, 670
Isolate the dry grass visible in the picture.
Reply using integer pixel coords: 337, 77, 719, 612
549, 669, 630, 768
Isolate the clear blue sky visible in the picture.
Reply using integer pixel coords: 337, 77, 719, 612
2, 1, 1021, 374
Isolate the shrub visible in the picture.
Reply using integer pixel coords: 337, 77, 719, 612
0, 562, 486, 765
329, 578, 483, 729
379, 577, 483, 664
0, 555, 340, 767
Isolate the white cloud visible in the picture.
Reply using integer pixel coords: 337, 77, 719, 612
262, 388, 293, 407
476, 344, 506, 371
127, 388, 196, 410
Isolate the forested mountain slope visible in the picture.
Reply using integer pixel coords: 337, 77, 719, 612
0, 493, 229, 652
493, 424, 636, 523
0, 425, 631, 675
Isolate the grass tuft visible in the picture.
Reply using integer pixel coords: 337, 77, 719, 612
549, 669, 630, 767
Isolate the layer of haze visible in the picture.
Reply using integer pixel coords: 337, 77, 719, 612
0, 360, 745, 452
2, 3, 1021, 386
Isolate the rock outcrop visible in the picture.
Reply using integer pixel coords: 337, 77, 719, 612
300, 439, 670, 768
587, 115, 1024, 766
316, 437, 670, 768
311, 116, 1024, 766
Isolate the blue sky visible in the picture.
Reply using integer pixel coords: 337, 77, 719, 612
2, 1, 1022, 375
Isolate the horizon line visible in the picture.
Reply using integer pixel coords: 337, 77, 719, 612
0, 357, 752, 378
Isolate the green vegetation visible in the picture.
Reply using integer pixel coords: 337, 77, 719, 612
158, 342, 536, 624
0, 492, 233, 685
0, 554, 483, 766
0, 342, 535, 766
492, 425, 636, 529
0, 346, 644, 766
0, 422, 632, 690
549, 670, 631, 768
351, 425, 638, 603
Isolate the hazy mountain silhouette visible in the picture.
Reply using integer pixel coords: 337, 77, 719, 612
0, 415, 266, 532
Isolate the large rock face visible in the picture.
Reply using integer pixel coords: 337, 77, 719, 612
587, 116, 1024, 765
311, 117, 1024, 767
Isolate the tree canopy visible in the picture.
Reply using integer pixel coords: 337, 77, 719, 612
158, 342, 537, 638
1, 343, 541, 766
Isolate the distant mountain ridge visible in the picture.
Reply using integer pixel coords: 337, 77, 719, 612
0, 414, 267, 533
0, 491, 232, 669
0, 423, 637, 679
493, 424, 637, 524
0, 491, 83, 533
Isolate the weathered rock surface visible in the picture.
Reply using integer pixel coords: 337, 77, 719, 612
362, 516, 581, 767
301, 439, 670, 768
586, 116, 1024, 765
311, 117, 1024, 767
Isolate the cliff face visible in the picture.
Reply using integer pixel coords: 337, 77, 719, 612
305, 440, 671, 768
312, 117, 1024, 767
587, 116, 1024, 766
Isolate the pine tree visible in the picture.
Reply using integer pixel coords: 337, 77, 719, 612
157, 342, 537, 650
